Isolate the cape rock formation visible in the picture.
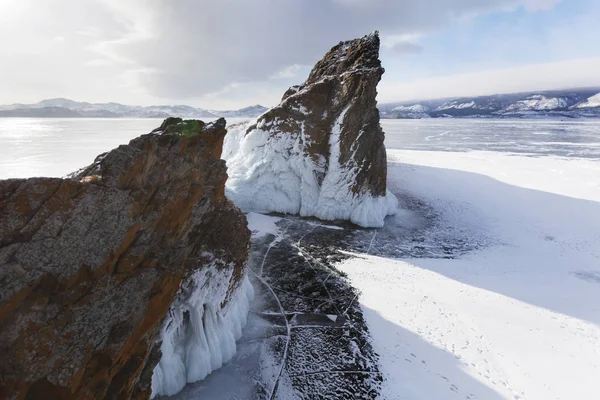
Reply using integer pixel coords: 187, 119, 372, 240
0, 118, 250, 400
224, 32, 397, 228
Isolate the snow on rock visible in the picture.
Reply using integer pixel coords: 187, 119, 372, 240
389, 104, 432, 119
151, 263, 254, 398
503, 94, 569, 112
436, 100, 478, 111
392, 104, 430, 113
224, 32, 397, 228
574, 92, 600, 109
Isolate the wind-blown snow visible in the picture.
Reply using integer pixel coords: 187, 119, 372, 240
150, 263, 254, 398
223, 112, 397, 228
338, 150, 600, 400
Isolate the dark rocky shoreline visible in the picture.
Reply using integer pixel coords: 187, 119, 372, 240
166, 179, 491, 399
246, 220, 382, 399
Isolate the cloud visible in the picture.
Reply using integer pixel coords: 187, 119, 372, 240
381, 34, 423, 54
390, 41, 423, 54
378, 56, 600, 103
93, 0, 562, 99
270, 64, 308, 80
523, 0, 561, 11
0, 0, 570, 106
389, 41, 423, 54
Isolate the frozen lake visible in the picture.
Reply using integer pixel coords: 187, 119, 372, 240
383, 118, 600, 159
1, 117, 599, 399
1, 118, 599, 179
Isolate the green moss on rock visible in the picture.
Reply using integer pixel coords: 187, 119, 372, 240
152, 118, 206, 137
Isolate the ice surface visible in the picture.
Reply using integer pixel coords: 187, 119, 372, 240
245, 212, 282, 239
2, 119, 600, 180
2, 118, 600, 399
338, 149, 600, 400
0, 118, 252, 179
382, 119, 600, 159
223, 114, 398, 228
150, 265, 254, 398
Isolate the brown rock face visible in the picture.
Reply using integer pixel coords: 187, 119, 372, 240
0, 118, 250, 400
226, 32, 397, 227
251, 31, 387, 194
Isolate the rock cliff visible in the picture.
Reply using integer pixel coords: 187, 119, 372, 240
0, 118, 250, 399
225, 32, 397, 227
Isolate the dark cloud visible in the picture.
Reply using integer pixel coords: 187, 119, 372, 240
100, 0, 554, 99
0, 0, 561, 105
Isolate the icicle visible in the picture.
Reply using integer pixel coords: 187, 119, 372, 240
150, 272, 254, 398
184, 306, 211, 383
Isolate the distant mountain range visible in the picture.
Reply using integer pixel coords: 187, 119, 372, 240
379, 87, 600, 119
4, 88, 600, 120
0, 98, 269, 119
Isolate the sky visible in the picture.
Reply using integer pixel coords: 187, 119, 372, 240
0, 0, 599, 109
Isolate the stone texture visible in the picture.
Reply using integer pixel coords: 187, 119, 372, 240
248, 31, 388, 197
225, 32, 396, 227
0, 118, 250, 400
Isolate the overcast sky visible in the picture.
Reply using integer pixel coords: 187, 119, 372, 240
1, 0, 599, 108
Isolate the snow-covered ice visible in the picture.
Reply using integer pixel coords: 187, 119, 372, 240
338, 149, 600, 400
2, 118, 600, 399
222, 114, 398, 228
246, 211, 282, 239
0, 118, 251, 179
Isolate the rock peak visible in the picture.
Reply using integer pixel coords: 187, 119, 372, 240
305, 31, 383, 86
225, 33, 398, 228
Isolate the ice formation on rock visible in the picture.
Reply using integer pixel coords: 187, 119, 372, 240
0, 117, 251, 399
224, 32, 397, 228
150, 264, 254, 398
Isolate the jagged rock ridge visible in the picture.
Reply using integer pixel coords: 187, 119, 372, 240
0, 118, 250, 399
225, 32, 397, 228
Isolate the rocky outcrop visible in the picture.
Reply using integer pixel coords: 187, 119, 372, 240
225, 32, 397, 228
0, 118, 250, 400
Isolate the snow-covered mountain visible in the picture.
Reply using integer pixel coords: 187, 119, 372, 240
392, 104, 429, 113
503, 94, 569, 112
390, 104, 431, 119
574, 93, 600, 109
0, 98, 268, 119
0, 106, 83, 118
209, 104, 268, 118
380, 88, 600, 119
